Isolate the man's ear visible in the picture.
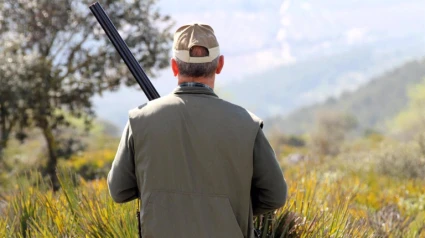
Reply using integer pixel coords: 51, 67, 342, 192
171, 58, 179, 76
216, 55, 224, 74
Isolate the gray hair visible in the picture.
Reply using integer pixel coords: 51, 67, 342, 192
175, 46, 219, 78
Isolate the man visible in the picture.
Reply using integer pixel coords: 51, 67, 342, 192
108, 23, 287, 238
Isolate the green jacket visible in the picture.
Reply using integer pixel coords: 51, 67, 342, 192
108, 86, 287, 238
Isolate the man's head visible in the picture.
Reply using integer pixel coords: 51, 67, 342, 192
171, 23, 224, 84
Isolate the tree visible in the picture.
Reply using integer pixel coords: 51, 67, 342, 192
0, 39, 34, 160
0, 0, 173, 190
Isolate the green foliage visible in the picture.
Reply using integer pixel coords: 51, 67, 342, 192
389, 78, 425, 139
0, 0, 173, 189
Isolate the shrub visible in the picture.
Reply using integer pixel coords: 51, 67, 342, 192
309, 111, 357, 157
61, 148, 116, 180
374, 143, 425, 180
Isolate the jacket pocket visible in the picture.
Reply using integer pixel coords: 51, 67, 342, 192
142, 190, 244, 238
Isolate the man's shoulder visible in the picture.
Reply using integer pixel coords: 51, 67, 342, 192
128, 94, 177, 119
217, 98, 264, 128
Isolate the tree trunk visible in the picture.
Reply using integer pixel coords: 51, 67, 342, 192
0, 101, 7, 161
42, 126, 60, 191
0, 140, 6, 162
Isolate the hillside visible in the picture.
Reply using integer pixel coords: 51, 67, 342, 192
223, 37, 425, 120
266, 59, 425, 135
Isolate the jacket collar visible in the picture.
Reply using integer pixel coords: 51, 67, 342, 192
173, 86, 219, 98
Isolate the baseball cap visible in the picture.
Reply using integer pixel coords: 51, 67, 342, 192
173, 23, 220, 63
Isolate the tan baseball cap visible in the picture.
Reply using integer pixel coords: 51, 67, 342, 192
173, 23, 220, 63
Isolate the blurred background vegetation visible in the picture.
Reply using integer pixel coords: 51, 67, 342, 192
1, 0, 425, 237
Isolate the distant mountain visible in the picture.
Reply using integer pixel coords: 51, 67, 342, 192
265, 59, 425, 135
223, 37, 425, 120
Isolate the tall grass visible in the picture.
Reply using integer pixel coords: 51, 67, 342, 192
1, 170, 138, 237
1, 161, 424, 237
270, 171, 373, 237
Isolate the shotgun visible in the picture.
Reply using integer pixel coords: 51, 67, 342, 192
89, 2, 157, 238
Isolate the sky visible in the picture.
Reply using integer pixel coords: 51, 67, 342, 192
93, 0, 425, 130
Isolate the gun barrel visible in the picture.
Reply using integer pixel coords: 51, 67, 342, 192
89, 2, 160, 101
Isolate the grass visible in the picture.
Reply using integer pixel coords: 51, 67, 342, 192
1, 145, 425, 237
1, 170, 138, 237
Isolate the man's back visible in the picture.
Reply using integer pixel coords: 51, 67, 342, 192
107, 23, 287, 238
129, 86, 262, 237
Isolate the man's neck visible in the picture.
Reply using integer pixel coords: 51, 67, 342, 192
177, 76, 215, 89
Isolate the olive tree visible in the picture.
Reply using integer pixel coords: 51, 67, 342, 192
0, 0, 172, 190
